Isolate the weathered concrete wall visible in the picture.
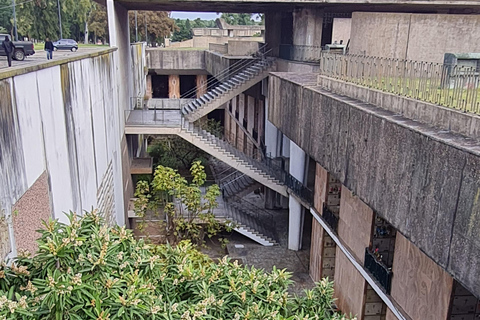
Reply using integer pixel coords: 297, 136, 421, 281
147, 49, 206, 73
391, 234, 453, 320
332, 18, 351, 44
293, 8, 323, 47
0, 49, 125, 259
338, 187, 373, 264
131, 42, 147, 98
276, 59, 320, 73
349, 12, 480, 63
204, 51, 245, 82
268, 72, 480, 298
334, 249, 366, 318
318, 76, 480, 141
227, 40, 260, 56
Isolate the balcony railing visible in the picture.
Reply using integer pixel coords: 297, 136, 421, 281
322, 206, 339, 232
285, 174, 313, 204
364, 248, 393, 294
279, 44, 323, 63
319, 53, 480, 115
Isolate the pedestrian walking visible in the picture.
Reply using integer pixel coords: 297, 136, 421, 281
44, 38, 54, 60
2, 36, 15, 67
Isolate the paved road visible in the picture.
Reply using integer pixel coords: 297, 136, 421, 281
0, 48, 105, 69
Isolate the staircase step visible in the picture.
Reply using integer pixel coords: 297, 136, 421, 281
205, 92, 215, 100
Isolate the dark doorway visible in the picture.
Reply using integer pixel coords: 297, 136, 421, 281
180, 75, 197, 98
321, 21, 333, 47
151, 74, 169, 98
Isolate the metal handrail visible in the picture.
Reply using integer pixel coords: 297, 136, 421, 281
180, 44, 270, 99
319, 52, 480, 114
364, 247, 393, 294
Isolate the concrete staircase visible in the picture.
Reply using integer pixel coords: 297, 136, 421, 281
182, 57, 276, 122
216, 197, 278, 246
178, 120, 288, 197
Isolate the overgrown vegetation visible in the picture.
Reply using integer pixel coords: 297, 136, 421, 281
134, 161, 229, 246
0, 211, 355, 320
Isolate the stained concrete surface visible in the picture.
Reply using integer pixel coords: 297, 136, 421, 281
0, 47, 107, 69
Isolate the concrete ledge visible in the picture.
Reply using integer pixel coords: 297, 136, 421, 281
0, 47, 117, 81
318, 75, 480, 141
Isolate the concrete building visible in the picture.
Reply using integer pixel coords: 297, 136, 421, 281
2, 0, 480, 319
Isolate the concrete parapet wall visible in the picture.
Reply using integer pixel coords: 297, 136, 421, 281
147, 49, 206, 72
349, 12, 480, 63
209, 43, 228, 54
269, 72, 480, 298
0, 49, 125, 259
318, 76, 480, 140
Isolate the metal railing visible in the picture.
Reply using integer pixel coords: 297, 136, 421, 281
147, 99, 195, 110
322, 206, 339, 232
280, 44, 323, 63
364, 248, 393, 294
180, 44, 271, 100
320, 53, 480, 114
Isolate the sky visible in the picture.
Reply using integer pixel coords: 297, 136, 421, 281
170, 12, 221, 20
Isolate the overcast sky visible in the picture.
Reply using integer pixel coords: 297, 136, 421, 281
170, 12, 221, 20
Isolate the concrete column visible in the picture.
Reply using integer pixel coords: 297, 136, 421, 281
288, 140, 307, 250
282, 135, 290, 158
288, 195, 303, 250
168, 75, 180, 98
292, 8, 324, 46
196, 74, 207, 98
237, 94, 245, 152
265, 12, 282, 57
257, 99, 264, 144
106, 0, 131, 108
264, 95, 278, 157
146, 75, 152, 100
230, 97, 237, 143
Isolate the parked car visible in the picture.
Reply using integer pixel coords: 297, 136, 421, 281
53, 39, 78, 52
0, 34, 35, 61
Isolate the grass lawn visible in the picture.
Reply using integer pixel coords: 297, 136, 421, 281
34, 43, 108, 51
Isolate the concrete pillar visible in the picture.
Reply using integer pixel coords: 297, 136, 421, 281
168, 75, 180, 99
264, 95, 278, 157
288, 140, 307, 250
292, 8, 324, 46
288, 195, 303, 250
146, 75, 152, 100
265, 12, 282, 57
289, 140, 306, 182
282, 135, 291, 158
230, 97, 237, 142
106, 0, 131, 108
196, 74, 207, 98
237, 94, 245, 152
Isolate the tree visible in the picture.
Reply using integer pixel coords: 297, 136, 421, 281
129, 10, 176, 45
221, 13, 255, 25
134, 161, 227, 246
0, 210, 356, 320
170, 18, 193, 42
0, 0, 13, 36
88, 3, 108, 43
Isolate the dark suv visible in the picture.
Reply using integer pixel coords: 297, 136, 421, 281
53, 39, 78, 52
0, 34, 35, 61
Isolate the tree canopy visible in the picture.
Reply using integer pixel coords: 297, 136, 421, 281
0, 210, 356, 320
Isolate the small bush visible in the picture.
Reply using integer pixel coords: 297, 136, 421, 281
0, 211, 355, 320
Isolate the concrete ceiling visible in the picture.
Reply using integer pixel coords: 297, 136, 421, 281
94, 0, 480, 14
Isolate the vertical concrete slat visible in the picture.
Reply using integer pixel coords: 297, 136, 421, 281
168, 75, 180, 99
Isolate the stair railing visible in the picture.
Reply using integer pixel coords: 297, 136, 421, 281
179, 45, 272, 100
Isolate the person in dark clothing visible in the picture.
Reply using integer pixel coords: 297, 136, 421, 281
2, 36, 15, 67
44, 38, 54, 60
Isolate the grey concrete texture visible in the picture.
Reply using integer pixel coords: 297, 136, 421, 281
107, 0, 480, 14
269, 72, 480, 298
147, 49, 206, 73
318, 76, 480, 141
349, 12, 480, 63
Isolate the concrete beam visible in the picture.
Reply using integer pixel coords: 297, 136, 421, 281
268, 71, 480, 298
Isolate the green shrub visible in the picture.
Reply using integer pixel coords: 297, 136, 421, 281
0, 211, 355, 320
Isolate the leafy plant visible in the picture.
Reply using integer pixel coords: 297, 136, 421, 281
134, 161, 231, 246
0, 211, 356, 320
